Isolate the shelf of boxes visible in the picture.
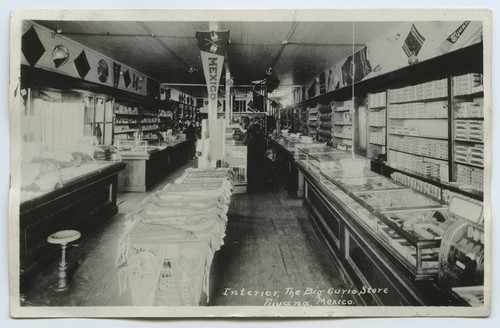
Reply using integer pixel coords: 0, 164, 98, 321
367, 92, 387, 158
452, 73, 483, 97
332, 100, 355, 147
388, 78, 448, 104
387, 149, 447, 181
308, 106, 319, 137
385, 80, 452, 182
452, 73, 484, 191
388, 135, 448, 161
317, 103, 333, 142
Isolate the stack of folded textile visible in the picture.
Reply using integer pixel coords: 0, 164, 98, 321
117, 168, 233, 306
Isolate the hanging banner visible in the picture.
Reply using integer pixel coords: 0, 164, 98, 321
438, 21, 471, 55
196, 30, 230, 120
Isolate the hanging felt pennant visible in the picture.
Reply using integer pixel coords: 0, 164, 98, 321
195, 30, 230, 120
402, 23, 426, 58
113, 62, 121, 88
439, 21, 471, 55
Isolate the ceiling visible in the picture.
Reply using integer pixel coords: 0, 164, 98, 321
35, 20, 400, 96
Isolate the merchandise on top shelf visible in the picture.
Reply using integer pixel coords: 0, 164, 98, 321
452, 73, 483, 96
388, 78, 448, 104
368, 91, 387, 109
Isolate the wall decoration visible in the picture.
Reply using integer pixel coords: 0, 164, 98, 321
113, 62, 121, 88
22, 26, 45, 67
123, 70, 131, 88
439, 21, 471, 55
97, 59, 109, 83
51, 45, 69, 68
74, 50, 91, 79
402, 23, 426, 59
342, 46, 372, 85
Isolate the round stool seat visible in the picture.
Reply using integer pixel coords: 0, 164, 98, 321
47, 230, 81, 245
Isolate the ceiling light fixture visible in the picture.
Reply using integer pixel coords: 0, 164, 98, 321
265, 67, 273, 76
188, 67, 198, 74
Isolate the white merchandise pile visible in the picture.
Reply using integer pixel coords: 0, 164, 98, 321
116, 168, 234, 306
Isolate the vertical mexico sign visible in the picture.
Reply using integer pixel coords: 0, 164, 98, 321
196, 30, 230, 164
196, 30, 230, 120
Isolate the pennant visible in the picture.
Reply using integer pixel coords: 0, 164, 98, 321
22, 26, 45, 67
439, 21, 471, 55
113, 62, 121, 88
402, 24, 426, 58
196, 30, 230, 120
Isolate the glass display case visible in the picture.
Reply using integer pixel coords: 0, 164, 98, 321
298, 147, 352, 175
116, 140, 150, 154
20, 137, 120, 203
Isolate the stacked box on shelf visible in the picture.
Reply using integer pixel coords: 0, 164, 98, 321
454, 144, 484, 167
454, 101, 483, 118
369, 110, 386, 126
455, 120, 483, 142
368, 91, 387, 108
389, 78, 448, 103
456, 163, 483, 191
453, 73, 483, 96
388, 135, 448, 160
369, 131, 386, 145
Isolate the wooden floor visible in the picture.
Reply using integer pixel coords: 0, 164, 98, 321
21, 159, 349, 307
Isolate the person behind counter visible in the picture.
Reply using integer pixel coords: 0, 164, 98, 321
185, 119, 197, 160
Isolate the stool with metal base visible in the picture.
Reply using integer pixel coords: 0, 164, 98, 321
47, 230, 81, 291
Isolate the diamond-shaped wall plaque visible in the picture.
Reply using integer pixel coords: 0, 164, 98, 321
74, 50, 91, 79
22, 26, 45, 66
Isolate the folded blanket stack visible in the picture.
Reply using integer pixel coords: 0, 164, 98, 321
116, 168, 233, 306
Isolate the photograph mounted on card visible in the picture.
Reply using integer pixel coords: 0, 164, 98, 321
8, 8, 491, 319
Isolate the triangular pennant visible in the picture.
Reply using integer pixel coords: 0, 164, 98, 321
22, 26, 45, 66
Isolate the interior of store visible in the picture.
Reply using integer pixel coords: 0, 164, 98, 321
15, 18, 485, 308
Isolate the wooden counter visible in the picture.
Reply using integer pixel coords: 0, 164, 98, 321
119, 141, 189, 192
20, 161, 126, 279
